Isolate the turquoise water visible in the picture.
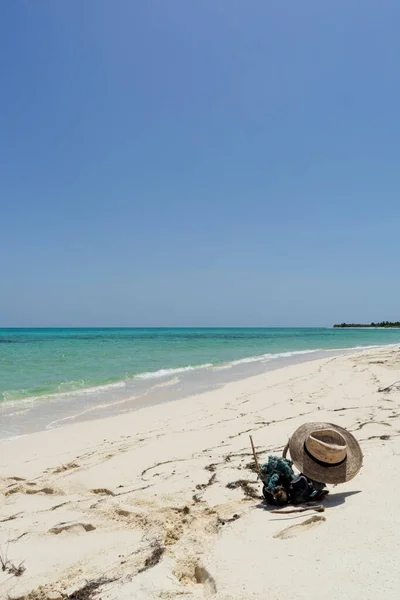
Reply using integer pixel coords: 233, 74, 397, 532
1, 327, 400, 404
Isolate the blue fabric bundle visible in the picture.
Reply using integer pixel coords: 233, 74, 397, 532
259, 455, 327, 506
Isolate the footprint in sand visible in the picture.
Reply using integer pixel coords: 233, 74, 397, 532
274, 515, 326, 540
49, 522, 96, 534
4, 484, 56, 496
194, 565, 217, 596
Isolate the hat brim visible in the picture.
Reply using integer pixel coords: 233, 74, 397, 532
288, 422, 363, 484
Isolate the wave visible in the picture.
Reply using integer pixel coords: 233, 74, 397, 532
320, 343, 399, 352
134, 363, 213, 380
0, 365, 213, 405
228, 348, 320, 366
1, 380, 126, 405
217, 343, 400, 369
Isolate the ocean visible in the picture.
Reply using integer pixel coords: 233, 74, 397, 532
1, 327, 400, 438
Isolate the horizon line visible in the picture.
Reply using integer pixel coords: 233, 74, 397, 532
0, 325, 334, 329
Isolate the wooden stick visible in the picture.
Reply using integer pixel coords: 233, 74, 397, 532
249, 435, 261, 475
270, 504, 325, 514
282, 441, 289, 459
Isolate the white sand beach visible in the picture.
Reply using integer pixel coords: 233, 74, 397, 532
1, 347, 399, 600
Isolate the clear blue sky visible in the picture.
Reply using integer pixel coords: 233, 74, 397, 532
1, 1, 400, 327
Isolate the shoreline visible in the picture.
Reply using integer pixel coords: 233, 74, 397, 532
2, 344, 397, 440
1, 345, 400, 599
3, 327, 400, 405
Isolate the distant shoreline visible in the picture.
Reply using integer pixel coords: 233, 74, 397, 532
334, 323, 400, 329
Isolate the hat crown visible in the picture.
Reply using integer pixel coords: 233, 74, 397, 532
305, 429, 347, 464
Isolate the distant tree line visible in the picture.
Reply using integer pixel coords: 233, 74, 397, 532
333, 321, 400, 328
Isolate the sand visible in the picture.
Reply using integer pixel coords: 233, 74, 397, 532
1, 347, 400, 600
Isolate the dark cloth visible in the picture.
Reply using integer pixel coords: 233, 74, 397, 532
260, 455, 327, 506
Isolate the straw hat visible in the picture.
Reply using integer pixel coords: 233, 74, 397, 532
285, 422, 363, 484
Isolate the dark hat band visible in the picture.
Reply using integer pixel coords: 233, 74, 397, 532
304, 442, 347, 469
